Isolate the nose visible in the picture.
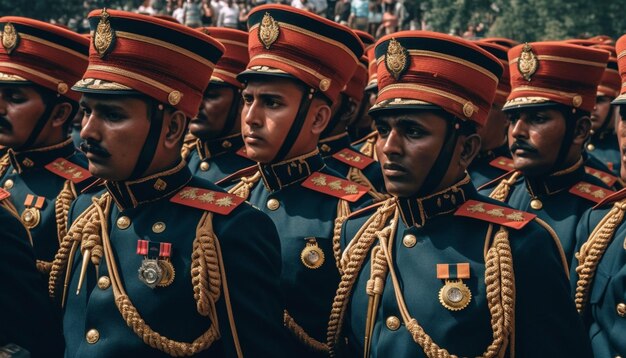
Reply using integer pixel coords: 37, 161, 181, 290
509, 117, 528, 140
242, 97, 262, 129
381, 128, 403, 158
79, 110, 101, 142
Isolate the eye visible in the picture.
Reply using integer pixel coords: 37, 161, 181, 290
405, 126, 426, 138
264, 98, 281, 109
529, 114, 549, 124
241, 94, 253, 105
104, 111, 125, 122
375, 122, 390, 137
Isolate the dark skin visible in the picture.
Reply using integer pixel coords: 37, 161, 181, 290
477, 106, 509, 151
617, 105, 626, 181
507, 107, 590, 177
374, 110, 480, 197
591, 96, 613, 132
189, 84, 242, 139
79, 94, 187, 181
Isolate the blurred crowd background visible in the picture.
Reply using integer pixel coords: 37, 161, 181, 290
1, 0, 624, 42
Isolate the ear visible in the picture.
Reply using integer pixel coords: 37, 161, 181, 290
163, 109, 187, 150
572, 115, 591, 145
459, 133, 481, 168
310, 99, 332, 136
48, 102, 73, 128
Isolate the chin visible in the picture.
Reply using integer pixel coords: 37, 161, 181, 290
88, 163, 125, 181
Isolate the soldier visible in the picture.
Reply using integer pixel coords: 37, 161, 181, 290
469, 41, 513, 187
327, 31, 591, 358
221, 4, 365, 356
0, 17, 94, 276
571, 33, 626, 358
48, 9, 288, 357
184, 27, 255, 182
0, 204, 64, 357
481, 42, 614, 265
348, 30, 376, 143
351, 43, 380, 159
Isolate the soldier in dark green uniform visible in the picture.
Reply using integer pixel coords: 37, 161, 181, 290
48, 9, 288, 357
571, 33, 626, 358
0, 17, 94, 276
184, 27, 255, 182
327, 30, 591, 358
0, 203, 64, 357
220, 4, 367, 356
482, 41, 614, 266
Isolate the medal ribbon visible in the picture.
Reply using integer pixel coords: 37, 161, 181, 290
23, 194, 45, 209
436, 263, 470, 279
136, 239, 171, 259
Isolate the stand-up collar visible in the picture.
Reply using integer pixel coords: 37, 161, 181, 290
196, 133, 244, 160
397, 175, 474, 227
319, 132, 351, 157
525, 157, 584, 198
105, 160, 192, 210
7, 138, 75, 174
259, 149, 325, 192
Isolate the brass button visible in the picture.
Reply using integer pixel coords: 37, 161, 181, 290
617, 303, 626, 317
97, 276, 110, 290
3, 179, 13, 189
320, 144, 331, 153
86, 329, 100, 344
152, 222, 166, 234
222, 140, 232, 148
199, 161, 210, 171
587, 143, 595, 152
386, 316, 400, 331
403, 234, 417, 248
530, 199, 543, 210
116, 216, 131, 230
267, 198, 280, 211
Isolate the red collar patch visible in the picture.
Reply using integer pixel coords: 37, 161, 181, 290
170, 186, 245, 215
301, 172, 369, 202
584, 166, 617, 187
45, 158, 91, 183
332, 148, 375, 170
454, 199, 535, 230
569, 181, 614, 204
489, 156, 515, 172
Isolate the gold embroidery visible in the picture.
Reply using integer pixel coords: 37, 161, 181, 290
94, 9, 115, 58
591, 190, 606, 199
2, 22, 19, 55
517, 43, 538, 81
311, 175, 327, 186
153, 178, 167, 191
385, 38, 408, 80
179, 188, 198, 199
328, 180, 342, 190
258, 13, 279, 50
467, 203, 485, 213
198, 192, 215, 203
52, 160, 84, 179
343, 184, 358, 195
486, 208, 505, 217
576, 183, 592, 193
215, 196, 233, 207
506, 211, 525, 222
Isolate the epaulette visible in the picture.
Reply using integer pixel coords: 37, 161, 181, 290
301, 172, 369, 202
332, 148, 375, 170
593, 187, 626, 208
170, 186, 245, 215
0, 187, 10, 200
215, 164, 258, 186
350, 130, 377, 147
584, 166, 618, 187
569, 181, 614, 204
476, 169, 518, 192
489, 156, 515, 172
345, 200, 386, 219
454, 199, 535, 229
45, 158, 92, 183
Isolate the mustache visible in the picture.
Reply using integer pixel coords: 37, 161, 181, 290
0, 116, 12, 130
79, 140, 111, 158
510, 140, 538, 154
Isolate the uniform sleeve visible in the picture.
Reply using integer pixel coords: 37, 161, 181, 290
512, 224, 593, 358
216, 206, 295, 357
0, 206, 64, 357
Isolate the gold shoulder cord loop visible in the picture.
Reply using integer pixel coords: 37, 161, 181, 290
180, 137, 198, 161
489, 171, 521, 202
228, 171, 262, 199
574, 199, 626, 313
346, 166, 389, 203
358, 136, 378, 160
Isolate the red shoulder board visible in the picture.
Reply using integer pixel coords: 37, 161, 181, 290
332, 148, 375, 170
454, 199, 535, 230
569, 181, 615, 204
301, 172, 369, 202
0, 187, 10, 201
45, 158, 92, 183
584, 166, 617, 187
593, 187, 626, 208
236, 146, 250, 159
350, 130, 378, 146
170, 187, 245, 215
489, 156, 515, 172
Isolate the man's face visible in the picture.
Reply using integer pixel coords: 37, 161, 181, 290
477, 107, 508, 151
374, 110, 449, 197
79, 94, 151, 181
507, 108, 566, 176
189, 85, 239, 139
241, 78, 309, 163
0, 85, 47, 149
617, 106, 626, 180
591, 95, 612, 131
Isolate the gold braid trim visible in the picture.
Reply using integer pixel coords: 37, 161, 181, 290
36, 260, 53, 274
0, 198, 20, 224
0, 152, 9, 179
346, 166, 389, 203
333, 200, 351, 273
574, 199, 626, 313
228, 171, 262, 199
192, 211, 222, 317
181, 136, 198, 161
55, 180, 77, 245
326, 198, 397, 356
284, 310, 330, 354
489, 172, 521, 202
358, 136, 378, 160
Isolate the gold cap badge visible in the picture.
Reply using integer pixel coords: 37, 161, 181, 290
385, 38, 409, 80
517, 43, 538, 81
93, 9, 116, 58
258, 13, 279, 50
2, 22, 19, 55
300, 238, 324, 269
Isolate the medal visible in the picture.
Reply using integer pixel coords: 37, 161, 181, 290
21, 194, 45, 229
300, 238, 324, 269
137, 240, 175, 288
436, 263, 472, 311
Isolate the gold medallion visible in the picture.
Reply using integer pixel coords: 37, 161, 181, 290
93, 9, 116, 58
530, 198, 543, 210
385, 38, 409, 80
438, 279, 472, 311
2, 22, 19, 55
20, 207, 40, 229
258, 12, 279, 50
138, 258, 163, 288
517, 43, 538, 81
168, 90, 182, 106
157, 260, 175, 287
300, 238, 324, 269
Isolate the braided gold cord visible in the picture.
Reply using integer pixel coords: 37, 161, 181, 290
0, 153, 9, 179
192, 211, 222, 317
333, 199, 352, 273
228, 171, 261, 199
54, 180, 77, 245
347, 166, 388, 203
36, 260, 53, 274
489, 172, 521, 202
358, 137, 377, 160
574, 199, 626, 312
0, 198, 19, 223
284, 310, 330, 354
181, 136, 198, 161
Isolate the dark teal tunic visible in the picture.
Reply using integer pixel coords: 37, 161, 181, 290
186, 135, 255, 183
468, 144, 512, 188
586, 129, 620, 175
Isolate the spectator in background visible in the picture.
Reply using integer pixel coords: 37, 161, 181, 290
349, 0, 368, 31
217, 0, 239, 28
292, 0, 315, 12
237, 0, 250, 30
172, 0, 185, 23
335, 0, 351, 25
462, 24, 476, 39
367, 0, 381, 36
201, 0, 214, 25
138, 0, 156, 14
183, 0, 203, 26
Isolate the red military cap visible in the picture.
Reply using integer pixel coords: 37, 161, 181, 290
478, 37, 520, 49
197, 27, 248, 88
364, 44, 377, 91
0, 17, 89, 102
504, 42, 609, 113
370, 31, 504, 127
344, 54, 368, 103
592, 44, 620, 98
612, 35, 626, 105
239, 4, 363, 104
72, 9, 225, 118
475, 41, 511, 108
589, 35, 614, 45
353, 29, 375, 47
